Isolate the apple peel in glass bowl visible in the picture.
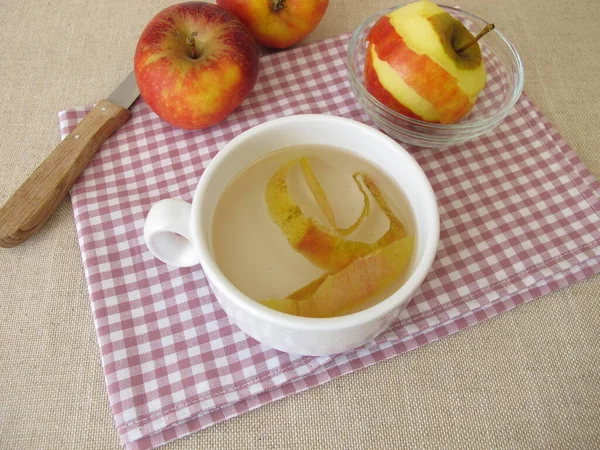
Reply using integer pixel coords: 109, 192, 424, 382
347, 1, 524, 148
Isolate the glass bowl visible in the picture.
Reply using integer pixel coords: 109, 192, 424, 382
346, 4, 524, 148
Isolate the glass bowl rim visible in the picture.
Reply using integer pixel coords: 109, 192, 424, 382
346, 4, 525, 131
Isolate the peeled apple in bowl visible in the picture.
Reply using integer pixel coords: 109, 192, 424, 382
364, 0, 494, 124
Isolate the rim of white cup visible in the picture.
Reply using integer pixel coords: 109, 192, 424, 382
192, 114, 439, 331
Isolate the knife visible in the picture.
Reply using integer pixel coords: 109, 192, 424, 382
0, 72, 140, 248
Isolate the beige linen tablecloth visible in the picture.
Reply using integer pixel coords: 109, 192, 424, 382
1, 1, 599, 448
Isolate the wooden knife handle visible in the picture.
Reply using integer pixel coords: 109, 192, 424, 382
0, 99, 131, 248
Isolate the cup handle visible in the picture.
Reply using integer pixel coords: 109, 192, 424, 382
143, 199, 201, 267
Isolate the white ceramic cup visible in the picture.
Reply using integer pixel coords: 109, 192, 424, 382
144, 114, 439, 356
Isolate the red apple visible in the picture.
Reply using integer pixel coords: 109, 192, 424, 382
134, 2, 259, 130
216, 0, 329, 49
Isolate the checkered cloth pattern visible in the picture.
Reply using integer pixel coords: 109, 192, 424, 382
58, 33, 600, 449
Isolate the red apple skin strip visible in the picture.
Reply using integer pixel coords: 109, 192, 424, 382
310, 235, 413, 317
299, 157, 370, 236
299, 157, 336, 226
259, 298, 300, 315
288, 274, 328, 300
265, 159, 370, 272
259, 235, 414, 318
362, 174, 406, 245
265, 159, 406, 273
364, 42, 425, 121
257, 275, 327, 316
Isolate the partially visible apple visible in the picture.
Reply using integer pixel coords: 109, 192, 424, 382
364, 0, 490, 124
134, 2, 259, 130
216, 0, 329, 49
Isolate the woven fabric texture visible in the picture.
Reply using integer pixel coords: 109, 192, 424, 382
1, 1, 599, 449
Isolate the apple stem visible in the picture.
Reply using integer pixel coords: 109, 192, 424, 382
456, 23, 495, 54
186, 32, 199, 59
271, 0, 285, 12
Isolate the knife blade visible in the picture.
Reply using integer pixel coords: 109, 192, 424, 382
0, 72, 140, 248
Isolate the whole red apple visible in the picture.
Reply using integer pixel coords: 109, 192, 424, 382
134, 2, 259, 130
216, 0, 329, 49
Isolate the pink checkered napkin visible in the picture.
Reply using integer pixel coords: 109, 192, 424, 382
58, 33, 600, 449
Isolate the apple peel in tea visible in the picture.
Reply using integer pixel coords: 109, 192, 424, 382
261, 157, 413, 318
261, 235, 413, 318
265, 157, 407, 273
300, 158, 370, 237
